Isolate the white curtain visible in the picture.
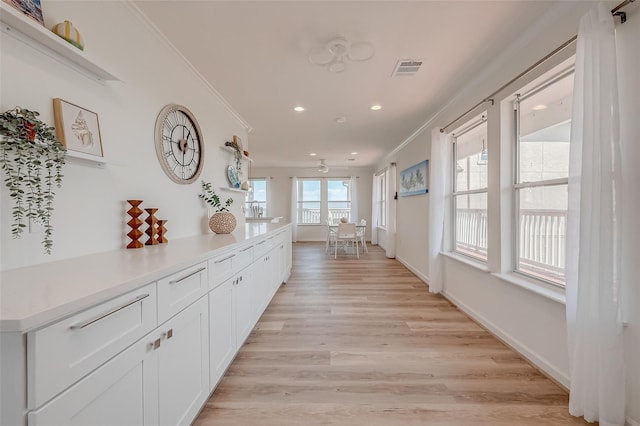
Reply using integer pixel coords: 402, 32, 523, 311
371, 173, 380, 245
350, 176, 358, 223
386, 163, 397, 258
428, 129, 450, 293
566, 4, 625, 425
290, 177, 298, 242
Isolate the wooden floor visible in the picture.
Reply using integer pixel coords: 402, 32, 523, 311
194, 242, 586, 426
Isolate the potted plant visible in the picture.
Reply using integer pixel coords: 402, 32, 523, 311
199, 180, 236, 234
0, 107, 66, 253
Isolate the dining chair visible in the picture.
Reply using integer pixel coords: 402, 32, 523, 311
335, 222, 359, 259
357, 219, 368, 253
325, 218, 337, 253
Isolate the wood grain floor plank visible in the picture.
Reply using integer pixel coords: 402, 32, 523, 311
194, 243, 584, 425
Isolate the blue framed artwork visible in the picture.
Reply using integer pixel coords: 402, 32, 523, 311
399, 160, 428, 196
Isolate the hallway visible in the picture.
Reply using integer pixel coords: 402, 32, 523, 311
195, 243, 585, 425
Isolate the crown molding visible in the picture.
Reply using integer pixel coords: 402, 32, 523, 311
121, 1, 252, 132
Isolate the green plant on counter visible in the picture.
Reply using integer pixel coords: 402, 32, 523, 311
198, 180, 233, 212
0, 107, 66, 253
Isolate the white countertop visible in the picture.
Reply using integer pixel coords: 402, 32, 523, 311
0, 222, 289, 333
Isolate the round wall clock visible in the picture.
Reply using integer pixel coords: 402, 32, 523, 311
154, 104, 204, 184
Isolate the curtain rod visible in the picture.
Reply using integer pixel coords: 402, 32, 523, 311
440, 0, 634, 134
289, 176, 359, 179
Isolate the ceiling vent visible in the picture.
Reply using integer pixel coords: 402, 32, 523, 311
392, 59, 423, 77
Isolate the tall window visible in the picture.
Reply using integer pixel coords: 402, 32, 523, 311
452, 114, 488, 262
379, 172, 387, 228
245, 178, 267, 217
514, 68, 573, 286
296, 178, 352, 224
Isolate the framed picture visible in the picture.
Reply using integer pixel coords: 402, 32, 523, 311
3, 0, 44, 26
400, 160, 429, 196
53, 98, 104, 157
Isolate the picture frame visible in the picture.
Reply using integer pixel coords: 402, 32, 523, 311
53, 98, 104, 158
3, 0, 44, 26
399, 160, 429, 196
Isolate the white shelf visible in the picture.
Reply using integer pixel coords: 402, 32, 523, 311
219, 186, 248, 193
0, 2, 120, 82
220, 146, 253, 162
65, 150, 109, 168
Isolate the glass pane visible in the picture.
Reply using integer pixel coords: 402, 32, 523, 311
518, 72, 573, 182
298, 201, 320, 224
454, 192, 487, 262
328, 201, 350, 222
252, 180, 266, 202
516, 185, 567, 285
327, 180, 349, 201
455, 121, 488, 192
300, 180, 321, 201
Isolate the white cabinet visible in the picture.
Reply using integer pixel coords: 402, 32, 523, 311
29, 329, 159, 426
158, 297, 209, 426
157, 262, 208, 324
209, 278, 235, 390
234, 264, 254, 347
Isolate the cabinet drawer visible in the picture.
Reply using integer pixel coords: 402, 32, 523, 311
27, 283, 157, 409
235, 244, 254, 271
253, 237, 270, 259
208, 250, 235, 290
157, 262, 207, 324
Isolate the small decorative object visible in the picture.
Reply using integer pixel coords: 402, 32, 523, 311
340, 217, 348, 223
400, 160, 429, 196
0, 107, 66, 253
243, 150, 249, 157
145, 208, 159, 245
199, 181, 236, 234
224, 135, 243, 173
52, 98, 103, 157
154, 104, 204, 184
51, 21, 84, 50
157, 220, 168, 244
226, 165, 241, 188
126, 200, 144, 249
3, 0, 44, 26
240, 181, 249, 191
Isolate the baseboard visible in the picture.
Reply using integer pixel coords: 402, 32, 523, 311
628, 416, 640, 426
396, 256, 430, 287
441, 290, 571, 389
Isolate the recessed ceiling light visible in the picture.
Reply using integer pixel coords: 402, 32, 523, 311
309, 152, 317, 156
351, 152, 358, 155
335, 117, 347, 123
370, 105, 382, 111
294, 106, 305, 112
533, 104, 548, 111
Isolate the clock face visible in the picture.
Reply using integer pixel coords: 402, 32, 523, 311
154, 104, 204, 184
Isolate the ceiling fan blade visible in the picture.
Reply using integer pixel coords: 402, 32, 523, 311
347, 42, 375, 62
308, 45, 334, 66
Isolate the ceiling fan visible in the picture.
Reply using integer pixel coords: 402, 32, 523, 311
304, 159, 348, 173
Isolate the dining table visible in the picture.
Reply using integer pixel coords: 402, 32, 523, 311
327, 223, 368, 253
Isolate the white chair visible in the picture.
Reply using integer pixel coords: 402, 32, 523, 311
325, 219, 337, 253
335, 222, 359, 259
357, 219, 368, 253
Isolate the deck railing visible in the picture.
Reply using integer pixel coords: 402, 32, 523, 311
455, 208, 567, 284
299, 208, 351, 224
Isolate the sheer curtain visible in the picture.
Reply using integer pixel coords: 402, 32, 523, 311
371, 173, 380, 245
428, 129, 450, 294
350, 176, 358, 223
290, 177, 298, 242
566, 4, 625, 425
386, 163, 397, 258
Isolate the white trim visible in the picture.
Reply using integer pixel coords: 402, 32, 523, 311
441, 289, 570, 389
492, 272, 566, 304
122, 1, 252, 132
441, 251, 490, 273
395, 256, 430, 286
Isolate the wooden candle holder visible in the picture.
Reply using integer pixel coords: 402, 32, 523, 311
157, 220, 168, 244
145, 208, 159, 245
126, 200, 144, 249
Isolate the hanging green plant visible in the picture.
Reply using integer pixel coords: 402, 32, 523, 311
0, 107, 66, 253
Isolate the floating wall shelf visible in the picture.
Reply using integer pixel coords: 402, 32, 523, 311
220, 145, 253, 162
219, 186, 248, 193
0, 3, 120, 82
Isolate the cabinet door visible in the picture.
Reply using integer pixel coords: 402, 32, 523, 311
158, 297, 209, 426
235, 265, 254, 347
209, 278, 235, 391
29, 333, 159, 426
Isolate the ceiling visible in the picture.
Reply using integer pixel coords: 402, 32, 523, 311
133, 1, 577, 170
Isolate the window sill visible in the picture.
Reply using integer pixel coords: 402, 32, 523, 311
441, 251, 490, 273
492, 272, 566, 305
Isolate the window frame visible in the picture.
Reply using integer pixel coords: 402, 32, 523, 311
245, 177, 268, 217
296, 178, 353, 225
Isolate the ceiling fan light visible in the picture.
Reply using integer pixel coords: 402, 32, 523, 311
328, 59, 346, 73
327, 38, 350, 56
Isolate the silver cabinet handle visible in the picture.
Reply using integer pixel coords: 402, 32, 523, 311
150, 338, 161, 350
256, 241, 266, 245
70, 293, 149, 330
170, 267, 206, 284
163, 328, 173, 339
240, 245, 254, 252
213, 254, 236, 264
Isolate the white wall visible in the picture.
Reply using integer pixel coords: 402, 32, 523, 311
251, 166, 373, 242
0, 1, 249, 270
378, 3, 639, 424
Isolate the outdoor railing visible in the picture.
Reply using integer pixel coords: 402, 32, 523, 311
298, 208, 351, 224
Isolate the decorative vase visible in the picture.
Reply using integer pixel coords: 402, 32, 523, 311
209, 212, 236, 234
51, 21, 84, 51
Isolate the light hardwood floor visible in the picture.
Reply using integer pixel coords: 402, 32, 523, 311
194, 242, 586, 425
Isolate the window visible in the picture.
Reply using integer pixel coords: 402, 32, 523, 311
379, 172, 387, 228
452, 114, 488, 262
514, 68, 573, 286
296, 178, 352, 224
245, 178, 267, 217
